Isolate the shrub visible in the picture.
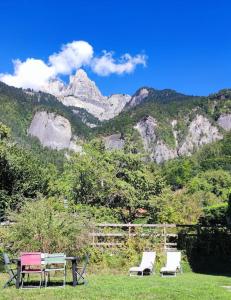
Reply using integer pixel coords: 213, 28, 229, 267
199, 203, 228, 226
2, 197, 92, 255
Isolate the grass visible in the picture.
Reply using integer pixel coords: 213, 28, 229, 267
0, 272, 231, 300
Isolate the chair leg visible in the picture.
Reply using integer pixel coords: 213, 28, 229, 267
39, 272, 42, 288
21, 275, 24, 289
3, 277, 13, 288
63, 268, 66, 287
45, 272, 48, 288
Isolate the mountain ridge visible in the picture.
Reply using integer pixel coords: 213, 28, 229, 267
41, 69, 131, 121
1, 74, 231, 164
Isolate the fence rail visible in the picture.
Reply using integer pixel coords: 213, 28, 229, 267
90, 223, 199, 250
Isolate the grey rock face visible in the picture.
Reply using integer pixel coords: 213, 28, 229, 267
178, 115, 223, 156
126, 88, 149, 109
64, 69, 104, 101
135, 116, 177, 163
28, 111, 75, 150
171, 119, 178, 147
217, 114, 231, 131
104, 134, 125, 150
102, 94, 131, 120
41, 69, 131, 121
135, 114, 223, 163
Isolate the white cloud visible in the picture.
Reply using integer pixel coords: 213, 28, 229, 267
49, 40, 93, 75
0, 41, 147, 90
0, 58, 55, 90
91, 51, 147, 76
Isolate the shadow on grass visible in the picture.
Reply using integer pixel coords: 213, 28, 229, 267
178, 227, 231, 277
187, 255, 231, 277
18, 280, 78, 288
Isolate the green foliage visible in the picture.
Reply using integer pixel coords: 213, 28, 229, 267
89, 228, 161, 271
0, 141, 49, 220
187, 170, 231, 202
2, 198, 91, 255
0, 122, 10, 140
195, 133, 231, 172
53, 143, 165, 222
148, 188, 202, 224
162, 158, 199, 189
199, 203, 228, 226
74, 204, 120, 223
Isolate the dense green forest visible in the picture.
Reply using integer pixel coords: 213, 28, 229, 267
1, 121, 231, 224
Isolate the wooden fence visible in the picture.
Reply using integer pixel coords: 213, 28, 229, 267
90, 223, 198, 250
2, 222, 225, 252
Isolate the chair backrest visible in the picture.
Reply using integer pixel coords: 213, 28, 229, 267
3, 253, 10, 265
166, 251, 181, 269
44, 253, 66, 265
3, 253, 11, 273
20, 252, 41, 268
140, 251, 156, 269
41, 253, 47, 265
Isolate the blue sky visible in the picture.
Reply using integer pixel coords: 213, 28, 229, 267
0, 0, 230, 96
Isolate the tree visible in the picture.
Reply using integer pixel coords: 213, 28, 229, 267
148, 188, 202, 224
162, 157, 198, 189
187, 170, 231, 202
53, 142, 166, 222
0, 142, 49, 220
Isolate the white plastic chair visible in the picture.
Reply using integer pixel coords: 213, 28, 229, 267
160, 251, 182, 276
129, 251, 156, 276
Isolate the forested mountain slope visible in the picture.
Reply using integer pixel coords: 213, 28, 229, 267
1, 79, 231, 164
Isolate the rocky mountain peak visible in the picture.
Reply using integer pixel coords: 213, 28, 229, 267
40, 69, 131, 121
65, 69, 104, 100
126, 88, 149, 109
71, 69, 89, 81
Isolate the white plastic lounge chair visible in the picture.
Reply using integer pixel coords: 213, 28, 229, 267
160, 251, 182, 277
129, 251, 156, 276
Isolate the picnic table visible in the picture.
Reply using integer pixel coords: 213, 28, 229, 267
14, 256, 79, 288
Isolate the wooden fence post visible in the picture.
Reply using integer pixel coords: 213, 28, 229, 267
163, 224, 167, 251
92, 228, 95, 247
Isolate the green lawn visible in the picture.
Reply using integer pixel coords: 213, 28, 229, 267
0, 272, 231, 300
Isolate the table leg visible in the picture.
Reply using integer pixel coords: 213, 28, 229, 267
16, 260, 21, 289
72, 259, 77, 287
